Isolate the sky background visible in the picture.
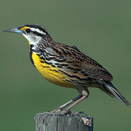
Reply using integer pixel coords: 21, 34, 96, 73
0, 0, 131, 131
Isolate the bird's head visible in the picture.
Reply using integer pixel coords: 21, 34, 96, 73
4, 24, 52, 46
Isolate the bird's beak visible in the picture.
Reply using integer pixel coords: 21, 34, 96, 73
3, 27, 23, 34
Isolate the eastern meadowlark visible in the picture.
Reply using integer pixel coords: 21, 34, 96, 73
4, 24, 130, 112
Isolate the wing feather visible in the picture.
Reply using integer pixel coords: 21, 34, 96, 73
44, 42, 113, 81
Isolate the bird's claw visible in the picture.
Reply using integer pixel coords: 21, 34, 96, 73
51, 108, 61, 113
49, 109, 71, 116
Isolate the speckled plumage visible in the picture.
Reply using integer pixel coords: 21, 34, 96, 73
4, 24, 130, 108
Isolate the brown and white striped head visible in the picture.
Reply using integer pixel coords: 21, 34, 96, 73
4, 24, 52, 46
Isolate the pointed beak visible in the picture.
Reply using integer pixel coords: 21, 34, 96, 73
3, 28, 23, 34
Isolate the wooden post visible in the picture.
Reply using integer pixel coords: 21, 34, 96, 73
35, 112, 93, 131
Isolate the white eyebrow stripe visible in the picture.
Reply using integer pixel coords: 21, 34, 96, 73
31, 28, 46, 35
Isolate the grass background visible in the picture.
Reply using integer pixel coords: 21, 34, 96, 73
0, 0, 131, 130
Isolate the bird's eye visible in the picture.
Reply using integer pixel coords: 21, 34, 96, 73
26, 29, 31, 33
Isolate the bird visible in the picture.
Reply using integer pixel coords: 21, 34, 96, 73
4, 24, 130, 112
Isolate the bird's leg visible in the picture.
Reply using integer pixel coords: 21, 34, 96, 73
65, 90, 89, 112
52, 94, 82, 112
66, 95, 87, 111
58, 94, 83, 110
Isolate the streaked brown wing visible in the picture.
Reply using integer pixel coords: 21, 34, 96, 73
49, 42, 113, 81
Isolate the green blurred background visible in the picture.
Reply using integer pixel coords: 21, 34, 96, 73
0, 0, 131, 130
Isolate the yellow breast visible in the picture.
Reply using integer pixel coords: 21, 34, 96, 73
32, 52, 73, 88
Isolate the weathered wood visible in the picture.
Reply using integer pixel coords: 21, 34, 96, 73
35, 112, 93, 131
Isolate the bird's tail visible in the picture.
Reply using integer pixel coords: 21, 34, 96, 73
103, 82, 130, 106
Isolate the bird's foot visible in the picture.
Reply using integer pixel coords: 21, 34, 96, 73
49, 109, 71, 116
50, 108, 62, 113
